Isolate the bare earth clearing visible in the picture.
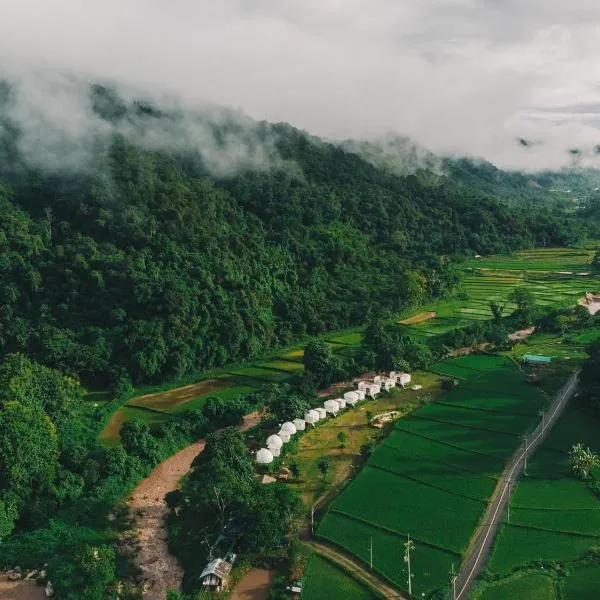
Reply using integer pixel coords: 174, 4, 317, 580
0, 575, 45, 600
579, 294, 600, 315
129, 412, 260, 599
230, 569, 275, 600
399, 311, 437, 325
128, 379, 227, 410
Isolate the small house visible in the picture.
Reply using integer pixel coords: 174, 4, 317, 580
364, 383, 381, 398
324, 399, 340, 416
200, 554, 237, 591
522, 354, 552, 368
287, 580, 303, 598
344, 391, 359, 405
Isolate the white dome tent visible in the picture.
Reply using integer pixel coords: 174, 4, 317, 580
316, 407, 327, 420
278, 429, 291, 443
256, 448, 274, 464
304, 410, 319, 425
336, 397, 347, 409
344, 391, 359, 405
356, 389, 366, 401
357, 381, 368, 391
281, 421, 297, 436
398, 373, 412, 387
269, 446, 281, 458
324, 399, 340, 416
373, 375, 383, 385
266, 434, 283, 450
293, 418, 306, 431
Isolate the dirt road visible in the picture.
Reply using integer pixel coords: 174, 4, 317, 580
0, 575, 45, 600
230, 569, 275, 600
129, 412, 260, 599
303, 538, 405, 599
452, 371, 579, 600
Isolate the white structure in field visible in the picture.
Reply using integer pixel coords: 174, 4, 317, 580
357, 381, 368, 391
398, 373, 412, 387
256, 448, 274, 464
324, 399, 340, 415
305, 410, 320, 425
364, 383, 381, 398
293, 418, 306, 431
316, 407, 327, 419
389, 371, 399, 382
383, 377, 395, 391
412, 384, 422, 391
373, 375, 383, 385
281, 422, 297, 436
266, 434, 283, 450
336, 397, 347, 409
278, 429, 291, 443
356, 389, 366, 401
269, 446, 281, 457
344, 391, 359, 406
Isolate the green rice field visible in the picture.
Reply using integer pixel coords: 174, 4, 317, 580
301, 554, 377, 600
484, 405, 600, 596
317, 356, 547, 597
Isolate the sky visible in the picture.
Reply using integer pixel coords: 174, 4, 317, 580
1, 0, 600, 170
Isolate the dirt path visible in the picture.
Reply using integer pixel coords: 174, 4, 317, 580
303, 539, 406, 599
0, 575, 45, 600
230, 569, 275, 600
129, 412, 260, 599
453, 371, 579, 600
128, 380, 227, 410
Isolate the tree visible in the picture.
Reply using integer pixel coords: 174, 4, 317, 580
289, 462, 300, 479
509, 287, 537, 324
317, 458, 331, 478
0, 402, 58, 528
570, 443, 600, 479
269, 393, 310, 423
304, 340, 337, 388
121, 419, 161, 465
490, 301, 504, 324
365, 410, 373, 424
337, 431, 348, 449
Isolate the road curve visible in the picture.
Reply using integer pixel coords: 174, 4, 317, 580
452, 371, 579, 600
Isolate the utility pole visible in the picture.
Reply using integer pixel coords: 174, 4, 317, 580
522, 434, 529, 475
404, 534, 415, 597
450, 563, 457, 600
370, 537, 373, 570
311, 506, 315, 535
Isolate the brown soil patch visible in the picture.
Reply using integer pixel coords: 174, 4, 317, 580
399, 311, 437, 325
129, 412, 261, 600
579, 294, 600, 316
128, 379, 227, 411
317, 372, 376, 398
231, 569, 275, 600
451, 343, 490, 357
508, 327, 536, 342
0, 576, 45, 600
99, 407, 128, 444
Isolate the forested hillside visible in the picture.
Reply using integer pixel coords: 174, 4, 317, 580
0, 82, 593, 385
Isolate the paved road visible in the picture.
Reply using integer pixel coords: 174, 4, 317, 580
451, 371, 580, 600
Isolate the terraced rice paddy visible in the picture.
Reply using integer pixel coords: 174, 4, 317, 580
483, 406, 600, 597
317, 355, 547, 597
400, 247, 599, 338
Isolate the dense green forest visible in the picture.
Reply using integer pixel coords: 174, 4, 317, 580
0, 82, 596, 387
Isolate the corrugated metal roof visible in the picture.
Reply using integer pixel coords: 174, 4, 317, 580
200, 557, 234, 581
522, 354, 552, 363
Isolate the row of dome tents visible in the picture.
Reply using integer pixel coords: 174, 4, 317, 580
255, 371, 411, 464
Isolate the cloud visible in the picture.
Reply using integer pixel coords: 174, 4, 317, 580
1, 0, 600, 170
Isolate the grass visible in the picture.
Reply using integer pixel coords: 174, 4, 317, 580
285, 372, 441, 506
488, 525, 600, 574
564, 565, 600, 600
476, 572, 556, 600
300, 554, 377, 600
